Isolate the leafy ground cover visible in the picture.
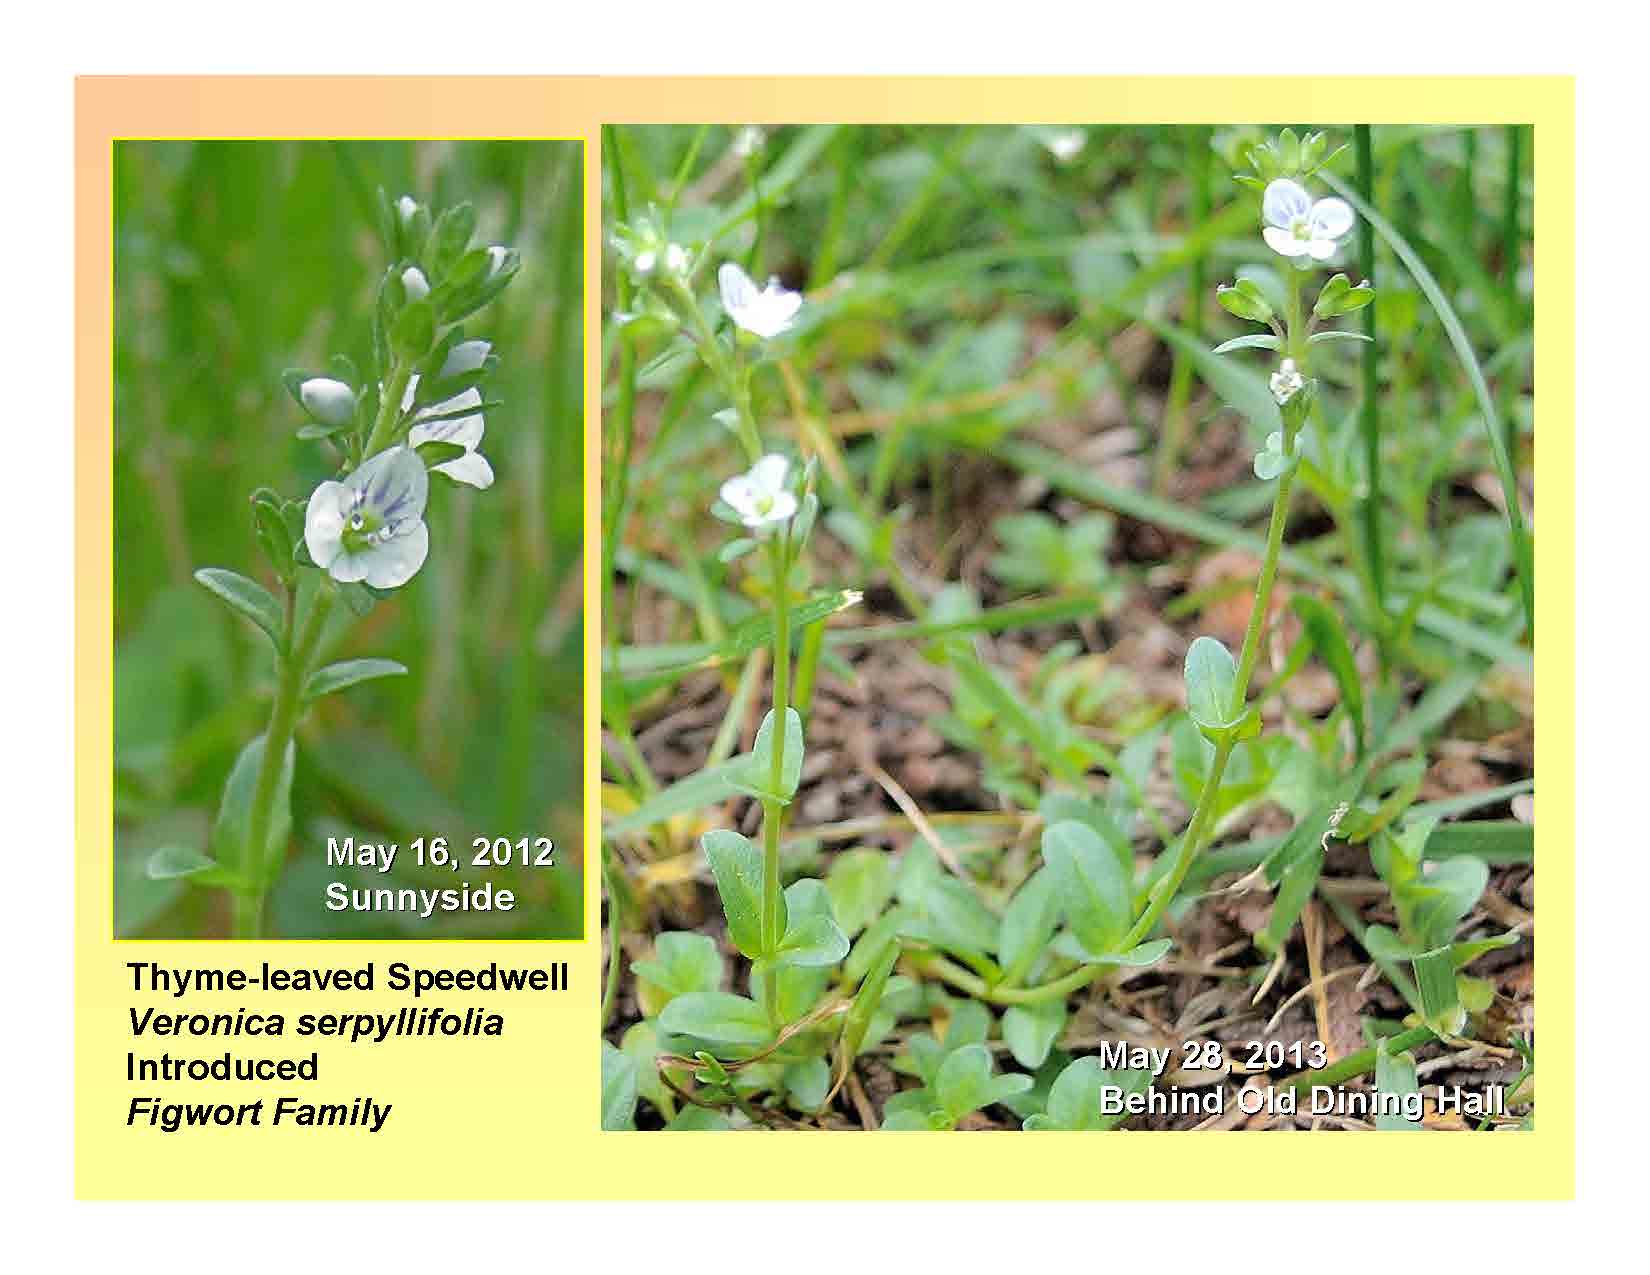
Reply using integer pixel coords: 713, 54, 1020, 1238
601, 123, 1533, 1130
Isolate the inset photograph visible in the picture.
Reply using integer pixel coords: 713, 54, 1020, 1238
600, 124, 1533, 1130
114, 139, 584, 939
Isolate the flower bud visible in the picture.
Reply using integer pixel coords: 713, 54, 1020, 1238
298, 377, 356, 427
401, 266, 430, 301
439, 339, 492, 378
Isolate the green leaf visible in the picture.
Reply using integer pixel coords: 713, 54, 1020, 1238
144, 844, 235, 888
657, 992, 774, 1049
632, 931, 724, 1014
1307, 329, 1373, 345
428, 201, 476, 275
209, 733, 294, 889
1408, 856, 1490, 951
415, 440, 469, 468
700, 829, 771, 960
733, 708, 804, 804
600, 1041, 639, 1131
1042, 821, 1130, 957
775, 879, 849, 967
784, 1057, 831, 1113
933, 1043, 1031, 1124
1413, 945, 1466, 1037
1183, 635, 1244, 737
604, 753, 759, 838
251, 491, 296, 586
1051, 935, 1172, 968
901, 873, 1000, 962
608, 589, 863, 682
1373, 1038, 1423, 1130
193, 568, 284, 649
1212, 333, 1282, 354
303, 658, 408, 701
1323, 174, 1533, 636
1025, 1057, 1151, 1131
1290, 595, 1365, 755
391, 298, 435, 358
1002, 999, 1066, 1071
997, 867, 1061, 985
825, 848, 895, 937
839, 939, 900, 1067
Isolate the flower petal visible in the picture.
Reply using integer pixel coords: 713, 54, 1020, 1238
1262, 179, 1312, 230
764, 490, 798, 523
349, 446, 429, 523
409, 388, 485, 450
326, 551, 370, 584
1309, 197, 1354, 241
1307, 238, 1338, 261
720, 475, 757, 516
361, 521, 430, 589
303, 481, 351, 568
434, 450, 495, 490
718, 262, 757, 317
751, 453, 789, 494
1263, 226, 1310, 257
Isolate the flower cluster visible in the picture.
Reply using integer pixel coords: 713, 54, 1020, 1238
286, 192, 517, 592
1211, 131, 1375, 482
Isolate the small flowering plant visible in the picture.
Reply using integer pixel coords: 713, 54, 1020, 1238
603, 210, 897, 1124
146, 189, 519, 937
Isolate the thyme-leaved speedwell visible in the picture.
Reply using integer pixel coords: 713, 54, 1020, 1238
146, 190, 519, 938
601, 125, 1532, 1132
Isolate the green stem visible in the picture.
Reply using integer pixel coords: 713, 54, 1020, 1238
233, 585, 334, 938
363, 360, 412, 458
1277, 1026, 1435, 1094
759, 534, 792, 956
1231, 456, 1299, 711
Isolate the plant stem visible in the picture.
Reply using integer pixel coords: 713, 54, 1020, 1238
1276, 1025, 1435, 1094
759, 534, 792, 956
363, 360, 412, 458
234, 584, 334, 938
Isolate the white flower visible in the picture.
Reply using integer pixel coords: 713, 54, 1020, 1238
1044, 129, 1087, 163
664, 243, 690, 275
304, 447, 430, 588
732, 125, 766, 158
486, 246, 510, 276
633, 249, 657, 275
401, 266, 430, 300
395, 195, 419, 224
1261, 179, 1354, 261
299, 377, 356, 427
720, 454, 797, 530
718, 263, 802, 340
1269, 358, 1304, 405
401, 373, 494, 490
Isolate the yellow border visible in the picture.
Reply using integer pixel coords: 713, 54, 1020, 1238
76, 76, 1573, 1201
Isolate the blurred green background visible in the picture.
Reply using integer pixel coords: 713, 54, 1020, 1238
114, 140, 584, 939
